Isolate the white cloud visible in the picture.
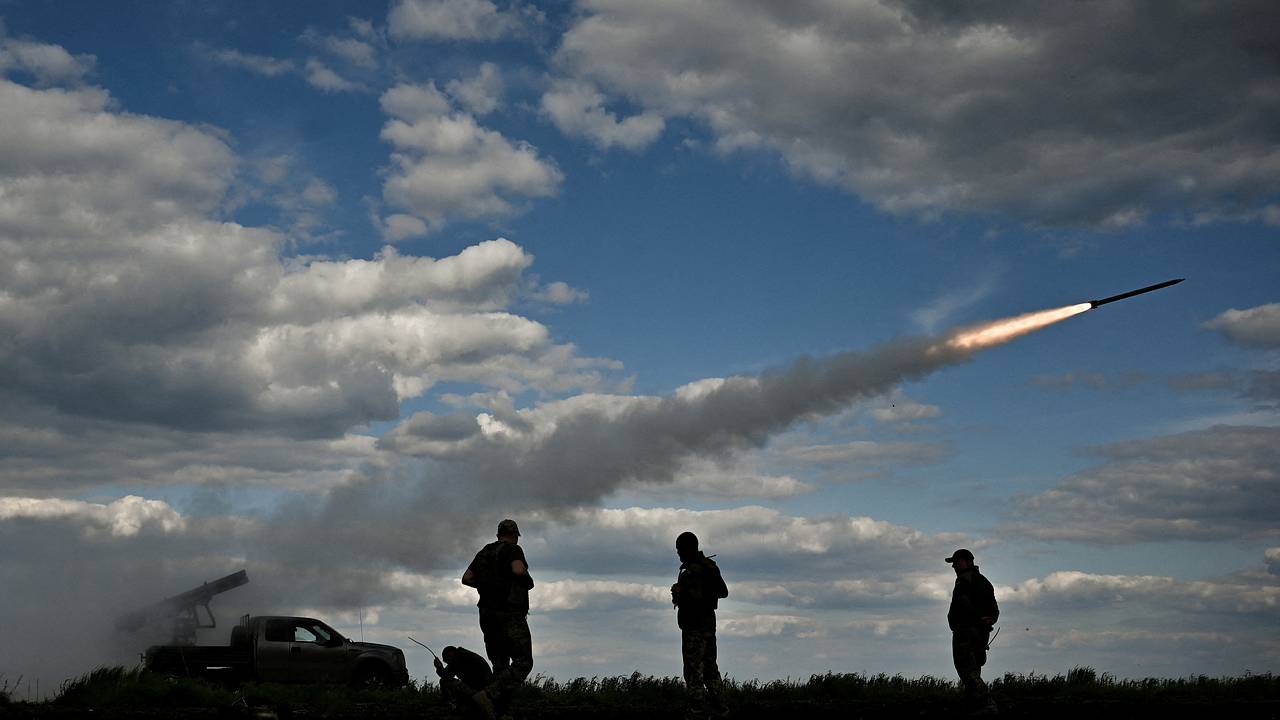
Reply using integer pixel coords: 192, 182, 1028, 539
528, 280, 589, 305
1000, 570, 1280, 616
783, 440, 949, 466
1, 36, 95, 85
541, 79, 665, 151
382, 213, 430, 240
0, 71, 611, 438
910, 272, 999, 333
206, 47, 295, 77
379, 82, 562, 233
387, 0, 521, 41
446, 62, 503, 115
323, 37, 377, 69
1206, 303, 1280, 348
555, 1, 1280, 226
0, 495, 186, 537
304, 58, 362, 92
623, 457, 813, 501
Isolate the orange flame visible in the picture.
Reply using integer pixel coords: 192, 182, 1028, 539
942, 303, 1092, 352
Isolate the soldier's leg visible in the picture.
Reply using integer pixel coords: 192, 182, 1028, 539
486, 612, 533, 708
952, 630, 987, 707
702, 631, 726, 713
682, 630, 709, 717
480, 609, 511, 674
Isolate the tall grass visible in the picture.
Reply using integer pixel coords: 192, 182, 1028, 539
24, 666, 1280, 718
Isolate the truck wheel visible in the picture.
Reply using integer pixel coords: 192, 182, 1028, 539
351, 663, 392, 690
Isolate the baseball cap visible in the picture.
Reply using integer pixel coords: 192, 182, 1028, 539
945, 548, 974, 563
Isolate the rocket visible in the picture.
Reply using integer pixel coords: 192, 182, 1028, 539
1088, 278, 1184, 308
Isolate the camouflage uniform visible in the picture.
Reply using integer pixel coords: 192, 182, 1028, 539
675, 551, 728, 718
467, 536, 534, 707
948, 564, 999, 710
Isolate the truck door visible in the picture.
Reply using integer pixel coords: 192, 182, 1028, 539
289, 620, 351, 684
255, 618, 297, 683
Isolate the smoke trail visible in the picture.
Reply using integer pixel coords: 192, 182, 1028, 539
384, 302, 1094, 506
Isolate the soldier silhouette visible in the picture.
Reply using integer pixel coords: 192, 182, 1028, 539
671, 531, 729, 719
946, 548, 999, 714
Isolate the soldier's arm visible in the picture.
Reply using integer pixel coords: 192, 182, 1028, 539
461, 568, 477, 587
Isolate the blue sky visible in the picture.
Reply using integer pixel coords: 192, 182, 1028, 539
0, 0, 1277, 689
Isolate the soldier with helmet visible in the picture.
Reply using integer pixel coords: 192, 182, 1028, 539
462, 518, 535, 719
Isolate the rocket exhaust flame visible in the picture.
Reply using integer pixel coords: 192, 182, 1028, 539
938, 303, 1093, 352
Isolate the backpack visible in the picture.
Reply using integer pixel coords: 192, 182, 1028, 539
700, 555, 729, 608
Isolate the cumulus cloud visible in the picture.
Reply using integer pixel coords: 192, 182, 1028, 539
0, 496, 186, 537
379, 82, 562, 234
1011, 425, 1280, 542
1001, 570, 1280, 616
0, 71, 611, 439
446, 62, 503, 115
518, 506, 964, 579
387, 0, 523, 41
304, 57, 362, 92
1, 35, 95, 85
1206, 303, 1280, 348
541, 79, 665, 151
555, 0, 1280, 226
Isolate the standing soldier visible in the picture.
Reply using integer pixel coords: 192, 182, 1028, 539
945, 548, 999, 714
462, 519, 534, 719
671, 531, 729, 719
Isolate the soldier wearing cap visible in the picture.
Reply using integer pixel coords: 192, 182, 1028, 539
462, 519, 534, 719
945, 548, 999, 713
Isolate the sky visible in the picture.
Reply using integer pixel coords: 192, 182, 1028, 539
0, 0, 1278, 691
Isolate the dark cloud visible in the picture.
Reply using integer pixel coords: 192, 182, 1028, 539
1011, 425, 1280, 542
1032, 370, 1149, 391
1167, 371, 1238, 392
555, 0, 1280, 226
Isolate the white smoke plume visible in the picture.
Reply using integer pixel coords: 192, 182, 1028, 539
380, 304, 1092, 506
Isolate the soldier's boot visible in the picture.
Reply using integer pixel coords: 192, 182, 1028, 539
470, 690, 497, 720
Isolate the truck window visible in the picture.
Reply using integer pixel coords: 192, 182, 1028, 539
292, 624, 319, 643
264, 619, 292, 643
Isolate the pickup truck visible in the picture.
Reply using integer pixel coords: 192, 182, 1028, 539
145, 615, 409, 687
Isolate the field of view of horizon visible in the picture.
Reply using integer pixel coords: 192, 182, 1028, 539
1, 1, 1277, 689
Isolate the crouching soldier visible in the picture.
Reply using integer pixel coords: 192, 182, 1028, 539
671, 531, 729, 719
946, 548, 999, 715
435, 646, 493, 717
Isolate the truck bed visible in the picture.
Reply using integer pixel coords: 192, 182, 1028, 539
145, 645, 252, 676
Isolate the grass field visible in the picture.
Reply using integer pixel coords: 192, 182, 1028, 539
1, 666, 1276, 718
